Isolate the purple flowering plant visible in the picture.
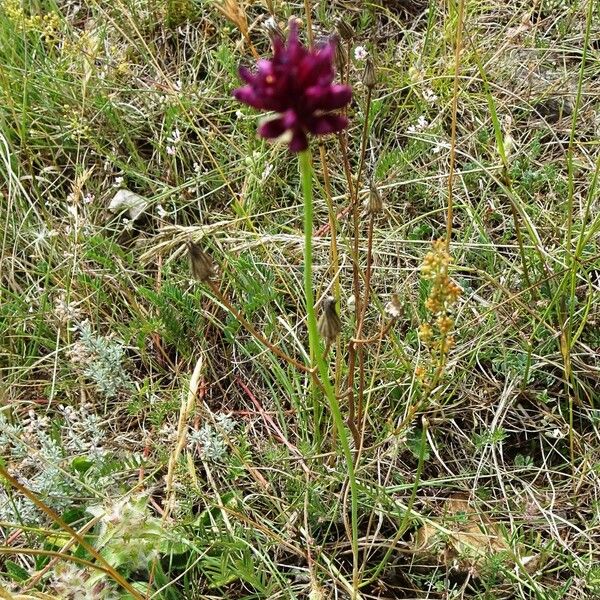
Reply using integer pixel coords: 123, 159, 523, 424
233, 21, 351, 152
232, 19, 358, 583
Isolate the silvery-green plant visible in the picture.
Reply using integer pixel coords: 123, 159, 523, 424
69, 321, 133, 399
0, 410, 75, 522
0, 406, 114, 524
188, 413, 236, 462
188, 413, 235, 462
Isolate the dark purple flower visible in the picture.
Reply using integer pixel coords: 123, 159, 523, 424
233, 21, 352, 152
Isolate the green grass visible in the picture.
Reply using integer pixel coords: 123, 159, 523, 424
0, 0, 599, 598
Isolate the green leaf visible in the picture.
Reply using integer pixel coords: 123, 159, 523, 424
5, 559, 30, 582
72, 455, 94, 473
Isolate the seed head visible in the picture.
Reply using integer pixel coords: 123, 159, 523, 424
362, 57, 377, 89
317, 297, 342, 344
367, 182, 384, 214
335, 18, 354, 41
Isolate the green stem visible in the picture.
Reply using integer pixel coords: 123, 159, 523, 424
299, 149, 359, 596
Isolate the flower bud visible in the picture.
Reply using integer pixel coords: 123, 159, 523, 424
318, 297, 342, 344
362, 56, 377, 89
188, 242, 214, 282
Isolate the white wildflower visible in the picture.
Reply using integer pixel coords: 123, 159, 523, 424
385, 294, 403, 319
432, 141, 446, 154
354, 46, 368, 61
546, 428, 565, 439
168, 127, 181, 144
407, 115, 429, 134
422, 88, 438, 104
54, 292, 83, 324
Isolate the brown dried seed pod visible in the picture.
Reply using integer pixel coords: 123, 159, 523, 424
336, 18, 354, 41
188, 242, 214, 282
362, 56, 377, 89
367, 182, 384, 214
335, 40, 347, 75
385, 294, 403, 319
318, 297, 342, 344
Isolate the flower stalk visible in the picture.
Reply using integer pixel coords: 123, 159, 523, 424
233, 21, 358, 593
299, 149, 359, 596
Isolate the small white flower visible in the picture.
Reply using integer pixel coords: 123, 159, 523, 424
114, 176, 124, 187
235, 109, 244, 119
265, 16, 278, 30
54, 292, 83, 324
407, 115, 429, 134
166, 128, 182, 155
156, 204, 167, 218
432, 141, 446, 154
546, 428, 565, 439
422, 88, 438, 104
169, 127, 181, 144
354, 46, 368, 61
83, 193, 95, 204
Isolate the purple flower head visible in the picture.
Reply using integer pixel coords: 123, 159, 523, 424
233, 21, 352, 152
